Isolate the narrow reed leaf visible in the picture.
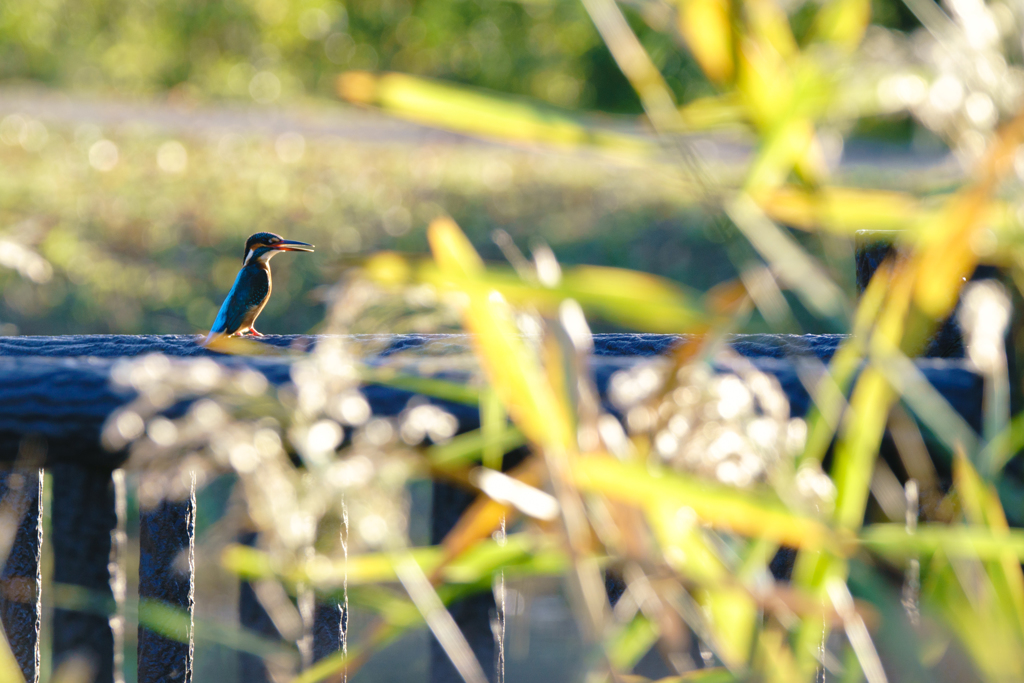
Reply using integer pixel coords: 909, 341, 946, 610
726, 194, 847, 320
809, 0, 871, 51
674, 668, 737, 681
435, 458, 544, 577
480, 387, 509, 471
337, 70, 653, 154
746, 119, 819, 191
225, 534, 570, 588
607, 613, 659, 671
427, 425, 525, 469
952, 451, 1024, 640
979, 408, 1024, 475
427, 216, 484, 277
572, 456, 833, 548
861, 524, 1024, 560
364, 251, 712, 332
755, 625, 800, 683
291, 621, 406, 683
428, 218, 575, 449
221, 544, 276, 581
678, 0, 735, 83
870, 349, 980, 458
393, 552, 490, 683
800, 260, 890, 466
51, 582, 297, 661
745, 0, 798, 58
761, 187, 926, 235
360, 367, 480, 405
678, 94, 747, 129
832, 367, 893, 530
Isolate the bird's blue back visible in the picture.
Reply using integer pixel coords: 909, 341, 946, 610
209, 264, 270, 335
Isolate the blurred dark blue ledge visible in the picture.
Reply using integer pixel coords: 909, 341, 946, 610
0, 333, 980, 466
0, 333, 988, 683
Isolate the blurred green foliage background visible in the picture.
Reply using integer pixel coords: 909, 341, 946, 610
0, 0, 733, 335
0, 120, 750, 334
0, 0, 921, 108
1, 0, 700, 111
0, 0, 926, 336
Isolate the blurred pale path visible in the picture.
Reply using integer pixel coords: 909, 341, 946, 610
0, 86, 957, 173
0, 86, 466, 145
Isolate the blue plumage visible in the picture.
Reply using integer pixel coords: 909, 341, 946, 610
203, 232, 314, 344
208, 264, 271, 337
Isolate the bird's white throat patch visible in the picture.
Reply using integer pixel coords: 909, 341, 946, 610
243, 247, 279, 266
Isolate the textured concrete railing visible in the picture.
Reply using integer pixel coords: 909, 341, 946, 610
0, 329, 985, 683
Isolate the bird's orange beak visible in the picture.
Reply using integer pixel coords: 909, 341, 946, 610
273, 239, 315, 252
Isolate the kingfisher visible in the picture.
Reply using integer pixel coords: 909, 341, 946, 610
203, 232, 314, 345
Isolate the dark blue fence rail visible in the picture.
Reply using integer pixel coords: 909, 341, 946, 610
0, 329, 985, 683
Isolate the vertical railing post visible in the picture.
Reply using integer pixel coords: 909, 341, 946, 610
239, 547, 346, 679
238, 533, 278, 683
137, 474, 195, 683
51, 463, 121, 683
430, 482, 497, 683
312, 601, 345, 663
0, 467, 43, 683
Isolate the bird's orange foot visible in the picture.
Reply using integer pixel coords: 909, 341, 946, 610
250, 328, 264, 337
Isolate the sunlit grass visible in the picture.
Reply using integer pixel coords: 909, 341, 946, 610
0, 114, 740, 336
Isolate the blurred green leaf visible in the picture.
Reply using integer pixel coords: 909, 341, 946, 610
809, 0, 871, 51
291, 621, 405, 683
678, 95, 747, 130
831, 367, 893, 530
952, 452, 1024, 640
423, 263, 714, 333
427, 424, 525, 470
338, 71, 653, 154
979, 409, 1024, 475
224, 532, 571, 588
726, 194, 848, 321
607, 613, 659, 671
480, 387, 509, 471
573, 456, 835, 549
677, 0, 735, 83
871, 348, 980, 458
761, 187, 929, 235
360, 367, 481, 405
51, 583, 298, 662
861, 524, 1024, 560
429, 217, 576, 450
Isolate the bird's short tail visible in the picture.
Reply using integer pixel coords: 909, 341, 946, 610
202, 330, 222, 347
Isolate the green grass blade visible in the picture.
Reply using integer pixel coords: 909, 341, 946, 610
426, 424, 524, 470
861, 524, 1024, 560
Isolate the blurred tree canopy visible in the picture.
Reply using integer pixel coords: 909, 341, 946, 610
0, 0, 916, 113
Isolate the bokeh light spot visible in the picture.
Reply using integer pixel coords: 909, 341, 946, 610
157, 141, 188, 174
250, 71, 282, 104
89, 139, 119, 172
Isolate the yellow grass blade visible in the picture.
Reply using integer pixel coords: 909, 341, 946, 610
337, 71, 653, 155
